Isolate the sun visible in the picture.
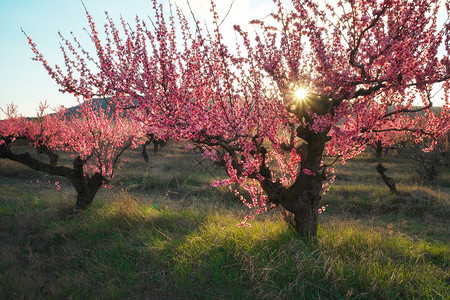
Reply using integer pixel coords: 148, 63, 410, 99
294, 87, 308, 101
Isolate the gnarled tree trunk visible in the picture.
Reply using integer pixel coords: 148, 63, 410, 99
70, 157, 105, 209
293, 200, 319, 237
0, 138, 106, 210
259, 128, 328, 237
285, 131, 327, 237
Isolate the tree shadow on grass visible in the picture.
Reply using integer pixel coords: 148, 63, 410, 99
325, 184, 450, 243
0, 194, 209, 299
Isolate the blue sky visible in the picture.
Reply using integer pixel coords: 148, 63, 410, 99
0, 0, 153, 117
0, 0, 270, 117
0, 1, 448, 118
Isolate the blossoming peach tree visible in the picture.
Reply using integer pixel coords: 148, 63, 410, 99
26, 0, 449, 236
0, 100, 144, 209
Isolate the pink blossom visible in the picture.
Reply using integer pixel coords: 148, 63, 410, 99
17, 0, 450, 229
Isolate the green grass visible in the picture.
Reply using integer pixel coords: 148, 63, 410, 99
0, 143, 449, 299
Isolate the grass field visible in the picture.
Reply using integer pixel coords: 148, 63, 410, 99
0, 142, 449, 299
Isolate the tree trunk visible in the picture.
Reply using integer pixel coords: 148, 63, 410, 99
73, 183, 103, 209
267, 128, 328, 237
294, 203, 318, 238
278, 93, 336, 237
73, 176, 104, 209
286, 179, 322, 237
374, 141, 397, 193
376, 163, 397, 193
71, 158, 105, 210
277, 185, 320, 237
141, 141, 151, 162
74, 189, 95, 210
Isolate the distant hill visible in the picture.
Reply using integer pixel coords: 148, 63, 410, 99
62, 97, 140, 118
63, 97, 113, 117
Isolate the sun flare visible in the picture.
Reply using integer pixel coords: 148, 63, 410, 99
294, 87, 308, 101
